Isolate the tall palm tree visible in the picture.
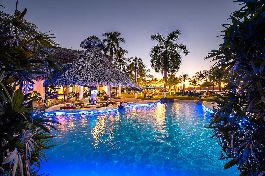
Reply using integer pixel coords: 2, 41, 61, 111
195, 71, 206, 91
208, 66, 225, 91
126, 57, 147, 84
116, 47, 128, 72
180, 74, 189, 92
189, 76, 198, 91
202, 70, 209, 82
150, 30, 189, 98
102, 31, 126, 64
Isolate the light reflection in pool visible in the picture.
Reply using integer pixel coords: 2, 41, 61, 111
40, 101, 239, 176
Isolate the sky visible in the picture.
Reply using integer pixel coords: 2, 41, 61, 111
1, 0, 240, 78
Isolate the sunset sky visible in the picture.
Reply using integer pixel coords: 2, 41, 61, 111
2, 0, 240, 78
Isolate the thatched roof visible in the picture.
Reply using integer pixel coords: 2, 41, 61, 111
44, 49, 140, 89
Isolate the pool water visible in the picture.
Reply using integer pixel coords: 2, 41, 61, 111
40, 101, 239, 176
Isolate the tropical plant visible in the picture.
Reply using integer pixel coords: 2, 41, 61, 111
195, 71, 206, 91
0, 76, 54, 176
200, 81, 213, 94
189, 76, 199, 91
0, 6, 56, 176
150, 30, 189, 98
208, 66, 226, 91
180, 74, 189, 92
126, 57, 147, 83
102, 31, 127, 67
80, 35, 104, 51
206, 0, 265, 175
167, 74, 180, 94
0, 7, 57, 87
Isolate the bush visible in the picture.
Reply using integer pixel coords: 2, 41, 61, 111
207, 1, 265, 175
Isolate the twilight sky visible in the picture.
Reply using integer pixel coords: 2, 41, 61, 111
1, 0, 240, 78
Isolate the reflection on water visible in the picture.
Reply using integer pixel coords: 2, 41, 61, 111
154, 103, 166, 131
41, 102, 239, 176
92, 116, 107, 147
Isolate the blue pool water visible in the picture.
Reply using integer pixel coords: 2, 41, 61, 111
40, 101, 239, 176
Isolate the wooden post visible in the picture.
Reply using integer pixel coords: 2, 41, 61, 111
79, 86, 83, 100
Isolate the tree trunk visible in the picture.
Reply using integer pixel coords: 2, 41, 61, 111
134, 59, 137, 83
183, 83, 185, 92
163, 69, 167, 98
63, 86, 66, 101
19, 80, 23, 91
16, 0, 19, 12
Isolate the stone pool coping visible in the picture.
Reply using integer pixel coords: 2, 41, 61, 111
203, 101, 217, 110
43, 99, 217, 116
45, 99, 158, 112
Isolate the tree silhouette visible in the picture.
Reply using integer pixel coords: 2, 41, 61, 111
150, 30, 189, 98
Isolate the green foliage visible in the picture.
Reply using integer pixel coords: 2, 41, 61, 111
0, 6, 56, 176
102, 31, 128, 69
81, 33, 129, 73
207, 0, 265, 175
126, 57, 148, 83
0, 82, 55, 176
0, 9, 57, 82
208, 66, 227, 91
150, 30, 189, 74
150, 30, 189, 97
167, 73, 181, 87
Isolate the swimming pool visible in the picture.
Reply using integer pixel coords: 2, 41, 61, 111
40, 101, 239, 176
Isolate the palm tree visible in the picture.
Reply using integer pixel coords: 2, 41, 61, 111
208, 66, 225, 91
167, 74, 181, 95
116, 48, 129, 72
180, 74, 189, 92
80, 35, 104, 50
126, 57, 147, 84
195, 71, 206, 92
102, 31, 126, 63
0, 7, 56, 175
150, 30, 189, 98
189, 76, 198, 91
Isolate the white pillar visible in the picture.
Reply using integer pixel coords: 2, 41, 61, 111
79, 86, 83, 100
103, 86, 109, 96
108, 85, 112, 98
103, 85, 111, 98
104, 86, 108, 93
68, 86, 73, 93
134, 92, 138, 99
118, 85, 122, 97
